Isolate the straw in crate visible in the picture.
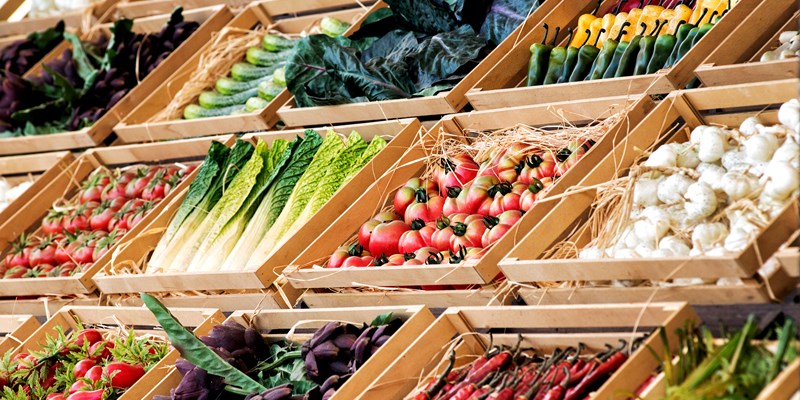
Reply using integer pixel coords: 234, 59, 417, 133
285, 95, 654, 308
499, 79, 800, 305
142, 296, 434, 400
0, 305, 223, 399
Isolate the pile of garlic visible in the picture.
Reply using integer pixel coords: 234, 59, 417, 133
580, 99, 800, 261
0, 178, 33, 212
28, 0, 99, 18
760, 31, 800, 62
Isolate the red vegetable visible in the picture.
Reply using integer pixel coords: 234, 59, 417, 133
105, 362, 145, 388
433, 154, 479, 196
398, 219, 435, 254
404, 189, 444, 225
394, 178, 438, 217
367, 220, 410, 258
66, 389, 105, 400
73, 360, 95, 378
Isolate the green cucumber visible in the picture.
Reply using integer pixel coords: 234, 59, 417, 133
245, 47, 290, 67
262, 34, 295, 52
230, 62, 282, 81
257, 81, 283, 101
215, 75, 272, 95
245, 97, 269, 112
273, 67, 286, 87
229, 106, 250, 115
320, 16, 350, 37
198, 88, 259, 109
183, 104, 242, 119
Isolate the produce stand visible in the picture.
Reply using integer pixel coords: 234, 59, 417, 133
275, 0, 573, 127
4, 305, 223, 399
0, 314, 39, 354
284, 95, 654, 308
465, 0, 762, 111
694, 0, 798, 87
0, 134, 233, 296
0, 5, 234, 155
499, 79, 800, 305
93, 119, 422, 298
112, 0, 375, 143
0, 150, 74, 223
362, 302, 698, 399
144, 305, 435, 399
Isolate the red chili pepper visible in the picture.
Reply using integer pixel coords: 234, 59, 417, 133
541, 367, 570, 400
416, 350, 457, 400
564, 341, 629, 400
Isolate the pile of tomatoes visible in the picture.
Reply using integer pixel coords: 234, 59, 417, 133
328, 140, 594, 271
0, 327, 167, 399
0, 164, 192, 280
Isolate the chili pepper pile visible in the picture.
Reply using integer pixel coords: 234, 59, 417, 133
527, 0, 736, 86
413, 336, 634, 400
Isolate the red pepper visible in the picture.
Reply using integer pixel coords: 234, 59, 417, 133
564, 342, 629, 400
541, 367, 570, 400
416, 350, 457, 400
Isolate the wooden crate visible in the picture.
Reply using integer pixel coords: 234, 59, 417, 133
777, 230, 799, 278
300, 285, 513, 309
93, 119, 422, 294
694, 0, 799, 87
498, 79, 799, 301
0, 151, 74, 224
112, 0, 374, 143
0, 0, 119, 38
144, 305, 436, 399
466, 0, 763, 110
5, 305, 224, 400
0, 135, 233, 296
361, 302, 698, 399
0, 314, 39, 355
115, 0, 376, 20
0, 0, 25, 21
0, 296, 101, 317
107, 284, 302, 312
284, 95, 655, 298
0, 6, 234, 155
275, 0, 566, 127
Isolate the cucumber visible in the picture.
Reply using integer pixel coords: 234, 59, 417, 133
262, 34, 295, 52
216, 75, 272, 95
257, 80, 283, 101
320, 16, 350, 37
198, 88, 259, 109
245, 96, 269, 112
273, 67, 286, 87
183, 104, 242, 119
229, 106, 250, 115
230, 62, 283, 81
246, 47, 291, 67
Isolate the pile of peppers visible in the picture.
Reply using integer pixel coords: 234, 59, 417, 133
412, 336, 634, 400
527, 0, 735, 86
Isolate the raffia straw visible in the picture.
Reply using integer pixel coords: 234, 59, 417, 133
148, 27, 268, 122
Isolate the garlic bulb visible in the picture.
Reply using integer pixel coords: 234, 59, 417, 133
762, 160, 800, 200
691, 222, 728, 251
720, 172, 757, 201
684, 182, 717, 218
698, 128, 727, 162
744, 134, 778, 163
657, 173, 695, 204
644, 145, 678, 168
633, 177, 662, 206
738, 117, 762, 137
659, 235, 691, 256
676, 147, 701, 168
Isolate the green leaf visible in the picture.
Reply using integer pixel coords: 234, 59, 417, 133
26, 20, 65, 50
63, 32, 99, 86
140, 293, 267, 393
101, 19, 134, 70
370, 312, 393, 327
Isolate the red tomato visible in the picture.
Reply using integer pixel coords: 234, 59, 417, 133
489, 182, 525, 215
4, 266, 30, 279
328, 244, 369, 269
456, 176, 500, 216
555, 139, 594, 176
89, 206, 114, 232
481, 210, 523, 248
393, 178, 437, 217
73, 360, 95, 378
433, 154, 479, 196
450, 217, 486, 252
520, 177, 554, 212
29, 236, 57, 267
83, 365, 103, 384
141, 178, 166, 201
404, 189, 444, 225
367, 220, 410, 258
357, 212, 401, 250
519, 152, 558, 184
71, 245, 95, 264
105, 362, 145, 389
412, 247, 440, 264
5, 236, 31, 268
478, 143, 527, 182
124, 201, 155, 228
397, 219, 435, 254
74, 329, 103, 348
100, 177, 127, 201
124, 167, 152, 198
341, 256, 374, 268
66, 389, 104, 400
42, 210, 66, 235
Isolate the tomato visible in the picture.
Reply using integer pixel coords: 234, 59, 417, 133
367, 220, 410, 258
441, 186, 465, 217
404, 189, 444, 225
101, 177, 127, 201
141, 175, 167, 201
383, 253, 415, 266
55, 262, 79, 277
481, 210, 523, 247
79, 173, 109, 204
4, 266, 29, 279
29, 236, 57, 267
124, 200, 156, 228
83, 365, 103, 384
518, 151, 558, 184
89, 340, 114, 363
54, 236, 75, 265
328, 244, 369, 269
71, 245, 95, 264
42, 210, 66, 235
489, 182, 525, 215
520, 177, 554, 212
88, 205, 113, 233
64, 210, 90, 234
30, 264, 55, 278
357, 212, 401, 250
397, 219, 434, 254
555, 139, 594, 176
104, 362, 145, 389
92, 235, 118, 262
73, 359, 95, 378
393, 178, 437, 217
450, 216, 487, 252
66, 389, 105, 400
5, 235, 31, 268
433, 154, 479, 196
479, 143, 527, 182
124, 166, 152, 198
341, 256, 374, 268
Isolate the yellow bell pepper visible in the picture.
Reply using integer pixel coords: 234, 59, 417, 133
637, 5, 664, 35
700, 0, 724, 24
621, 8, 643, 41
608, 12, 629, 41
667, 4, 692, 34
596, 13, 616, 46
569, 13, 598, 48
587, 18, 604, 47
658, 9, 676, 30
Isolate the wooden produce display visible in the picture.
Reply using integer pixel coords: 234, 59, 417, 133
93, 119, 423, 300
0, 6, 234, 156
144, 305, 436, 400
0, 0, 118, 38
275, 0, 571, 127
0, 135, 233, 297
284, 95, 655, 308
362, 302, 698, 399
0, 314, 39, 354
756, 358, 800, 400
776, 229, 799, 278
466, 0, 762, 111
4, 305, 223, 400
694, 0, 798, 87
112, 0, 374, 143
0, 151, 74, 224
499, 79, 800, 305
